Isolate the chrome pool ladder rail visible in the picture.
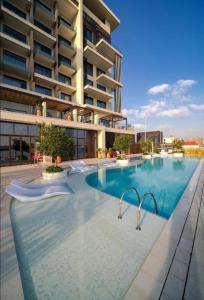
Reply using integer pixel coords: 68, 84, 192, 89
136, 192, 158, 231
118, 187, 141, 219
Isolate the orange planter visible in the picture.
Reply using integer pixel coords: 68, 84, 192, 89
106, 152, 111, 159
98, 153, 102, 159
56, 156, 62, 164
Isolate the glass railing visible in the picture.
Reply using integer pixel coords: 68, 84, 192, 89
35, 47, 54, 60
58, 18, 74, 31
58, 59, 75, 70
58, 39, 74, 51
3, 0, 26, 19
3, 25, 27, 44
35, 0, 53, 16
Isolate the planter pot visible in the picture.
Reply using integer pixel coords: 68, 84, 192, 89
42, 169, 68, 180
142, 154, 152, 159
173, 153, 184, 158
116, 159, 129, 166
67, 115, 72, 121
106, 152, 111, 159
43, 155, 52, 164
98, 153, 102, 159
56, 156, 62, 164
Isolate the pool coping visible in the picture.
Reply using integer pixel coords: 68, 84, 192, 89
0, 158, 202, 300
124, 159, 204, 300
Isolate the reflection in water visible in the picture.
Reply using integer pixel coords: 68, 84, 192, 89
86, 158, 198, 219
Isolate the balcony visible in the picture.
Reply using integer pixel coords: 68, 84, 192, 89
58, 17, 76, 40
96, 39, 123, 63
34, 0, 54, 27
58, 0, 78, 22
58, 60, 76, 77
84, 84, 113, 101
34, 47, 55, 67
84, 45, 113, 71
34, 73, 76, 95
0, 32, 30, 56
58, 39, 76, 58
96, 73, 122, 89
2, 59, 28, 80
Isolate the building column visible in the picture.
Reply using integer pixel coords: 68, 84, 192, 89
72, 108, 78, 122
42, 101, 47, 117
98, 129, 106, 149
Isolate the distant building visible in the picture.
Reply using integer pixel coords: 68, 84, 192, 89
183, 141, 199, 149
137, 131, 163, 148
163, 136, 175, 145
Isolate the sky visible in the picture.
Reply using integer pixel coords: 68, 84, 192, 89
105, 0, 204, 138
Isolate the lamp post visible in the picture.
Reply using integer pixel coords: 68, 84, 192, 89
144, 116, 147, 143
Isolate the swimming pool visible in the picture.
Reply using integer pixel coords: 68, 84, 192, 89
86, 157, 199, 219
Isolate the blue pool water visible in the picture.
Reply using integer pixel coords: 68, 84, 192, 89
86, 157, 199, 219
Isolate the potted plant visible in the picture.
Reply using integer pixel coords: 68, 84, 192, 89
140, 140, 152, 159
36, 123, 74, 179
36, 101, 43, 117
113, 135, 133, 165
102, 148, 107, 158
67, 112, 72, 121
97, 148, 102, 159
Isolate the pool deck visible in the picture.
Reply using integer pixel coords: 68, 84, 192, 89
0, 158, 203, 300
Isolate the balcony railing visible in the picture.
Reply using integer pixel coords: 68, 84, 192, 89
58, 17, 74, 31
58, 59, 76, 70
35, 0, 53, 16
58, 39, 74, 52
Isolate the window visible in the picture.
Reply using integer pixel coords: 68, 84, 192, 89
61, 93, 71, 101
3, 50, 26, 69
85, 28, 93, 43
3, 75, 26, 89
0, 122, 14, 135
58, 55, 71, 66
3, 25, 26, 43
97, 100, 106, 109
35, 84, 52, 96
35, 42, 52, 56
36, 0, 52, 13
58, 74, 71, 85
97, 68, 105, 77
34, 63, 52, 77
84, 79, 93, 86
97, 84, 106, 92
3, 0, 26, 19
85, 62, 93, 76
14, 123, 28, 135
34, 19, 51, 34
100, 118, 110, 127
59, 36, 71, 47
84, 96, 93, 105
58, 16, 71, 28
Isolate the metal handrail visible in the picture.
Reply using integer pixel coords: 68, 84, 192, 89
118, 187, 141, 219
136, 192, 158, 230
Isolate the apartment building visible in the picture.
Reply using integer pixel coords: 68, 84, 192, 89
0, 0, 135, 165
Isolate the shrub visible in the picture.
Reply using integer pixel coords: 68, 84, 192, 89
45, 165, 63, 173
140, 140, 152, 154
113, 135, 133, 154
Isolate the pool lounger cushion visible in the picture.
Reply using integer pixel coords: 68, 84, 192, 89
69, 161, 97, 173
5, 183, 72, 202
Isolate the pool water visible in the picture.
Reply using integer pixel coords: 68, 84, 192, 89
86, 157, 199, 219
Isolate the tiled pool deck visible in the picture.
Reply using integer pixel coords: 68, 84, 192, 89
0, 158, 203, 300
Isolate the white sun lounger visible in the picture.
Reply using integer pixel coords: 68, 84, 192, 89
69, 161, 97, 173
5, 184, 72, 202
10, 179, 67, 189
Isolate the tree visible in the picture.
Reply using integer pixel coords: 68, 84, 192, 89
172, 139, 184, 152
37, 123, 74, 165
140, 140, 152, 154
113, 134, 133, 154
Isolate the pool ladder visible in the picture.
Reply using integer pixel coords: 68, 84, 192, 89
118, 187, 158, 230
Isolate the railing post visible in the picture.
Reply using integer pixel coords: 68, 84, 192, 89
136, 210, 141, 230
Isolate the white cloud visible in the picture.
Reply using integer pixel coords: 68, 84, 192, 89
189, 103, 204, 110
139, 100, 166, 118
132, 123, 145, 129
148, 84, 170, 95
176, 79, 197, 88
158, 106, 191, 118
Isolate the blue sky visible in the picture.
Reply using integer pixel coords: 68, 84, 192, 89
105, 0, 204, 138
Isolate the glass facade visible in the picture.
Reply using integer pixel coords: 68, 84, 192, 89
3, 0, 26, 19
3, 25, 27, 43
84, 96, 94, 105
0, 122, 96, 165
35, 42, 52, 56
34, 63, 52, 77
84, 28, 93, 43
35, 84, 52, 96
58, 55, 71, 67
97, 100, 106, 109
97, 83, 106, 92
58, 74, 71, 85
3, 75, 27, 89
84, 62, 93, 76
61, 93, 71, 101
34, 19, 52, 34
3, 50, 26, 70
